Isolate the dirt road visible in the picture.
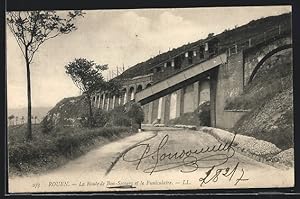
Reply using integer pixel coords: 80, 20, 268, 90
8, 128, 294, 193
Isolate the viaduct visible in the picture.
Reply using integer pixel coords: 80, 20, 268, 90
92, 13, 292, 129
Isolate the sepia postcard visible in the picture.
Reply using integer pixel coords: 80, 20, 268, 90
6, 5, 294, 193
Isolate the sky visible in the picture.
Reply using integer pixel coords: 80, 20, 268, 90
6, 6, 291, 109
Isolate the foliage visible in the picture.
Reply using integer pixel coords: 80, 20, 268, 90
40, 96, 143, 130
76, 103, 144, 129
126, 102, 144, 125
8, 124, 132, 175
6, 10, 84, 140
78, 116, 89, 128
225, 50, 292, 110
168, 112, 200, 126
106, 106, 131, 127
65, 58, 108, 96
41, 117, 54, 133
230, 50, 293, 150
65, 58, 121, 127
207, 33, 214, 38
167, 102, 210, 126
99, 103, 144, 128
197, 101, 211, 126
6, 11, 84, 64
64, 58, 122, 96
105, 79, 123, 96
225, 75, 291, 110
92, 109, 109, 127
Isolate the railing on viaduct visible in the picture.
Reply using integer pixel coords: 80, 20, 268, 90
92, 23, 291, 111
222, 24, 291, 56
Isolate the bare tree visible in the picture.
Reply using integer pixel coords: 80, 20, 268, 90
6, 11, 84, 140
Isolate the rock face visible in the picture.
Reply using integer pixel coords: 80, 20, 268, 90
204, 127, 281, 158
232, 49, 293, 150
272, 148, 294, 166
234, 88, 293, 150
43, 96, 89, 127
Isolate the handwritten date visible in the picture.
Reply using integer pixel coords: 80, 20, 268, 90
199, 162, 249, 186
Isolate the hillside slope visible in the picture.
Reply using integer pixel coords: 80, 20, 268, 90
117, 13, 291, 79
231, 49, 293, 150
43, 96, 89, 127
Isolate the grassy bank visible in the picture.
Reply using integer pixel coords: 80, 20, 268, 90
228, 49, 293, 150
8, 124, 132, 176
225, 49, 292, 110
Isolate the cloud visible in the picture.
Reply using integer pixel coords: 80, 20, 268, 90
6, 6, 291, 108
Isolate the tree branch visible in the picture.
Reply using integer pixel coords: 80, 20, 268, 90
27, 11, 38, 47
28, 40, 43, 63
6, 22, 26, 58
43, 32, 62, 41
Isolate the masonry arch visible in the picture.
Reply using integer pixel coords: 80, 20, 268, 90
98, 94, 104, 108
121, 88, 127, 105
129, 86, 135, 101
248, 43, 292, 84
146, 83, 152, 88
136, 84, 143, 92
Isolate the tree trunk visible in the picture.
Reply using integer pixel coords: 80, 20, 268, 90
87, 94, 94, 127
25, 56, 32, 140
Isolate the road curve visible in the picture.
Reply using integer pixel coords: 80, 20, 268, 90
8, 128, 294, 193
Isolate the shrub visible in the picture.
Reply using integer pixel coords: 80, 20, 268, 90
197, 101, 211, 126
224, 53, 292, 111
41, 117, 55, 134
126, 102, 144, 129
127, 102, 144, 124
106, 103, 144, 129
78, 116, 90, 128
8, 126, 132, 175
55, 134, 81, 157
106, 106, 131, 127
168, 112, 200, 126
93, 109, 109, 127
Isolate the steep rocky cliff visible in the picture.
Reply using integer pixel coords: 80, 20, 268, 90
232, 49, 293, 150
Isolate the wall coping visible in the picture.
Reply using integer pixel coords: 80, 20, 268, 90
224, 109, 251, 112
